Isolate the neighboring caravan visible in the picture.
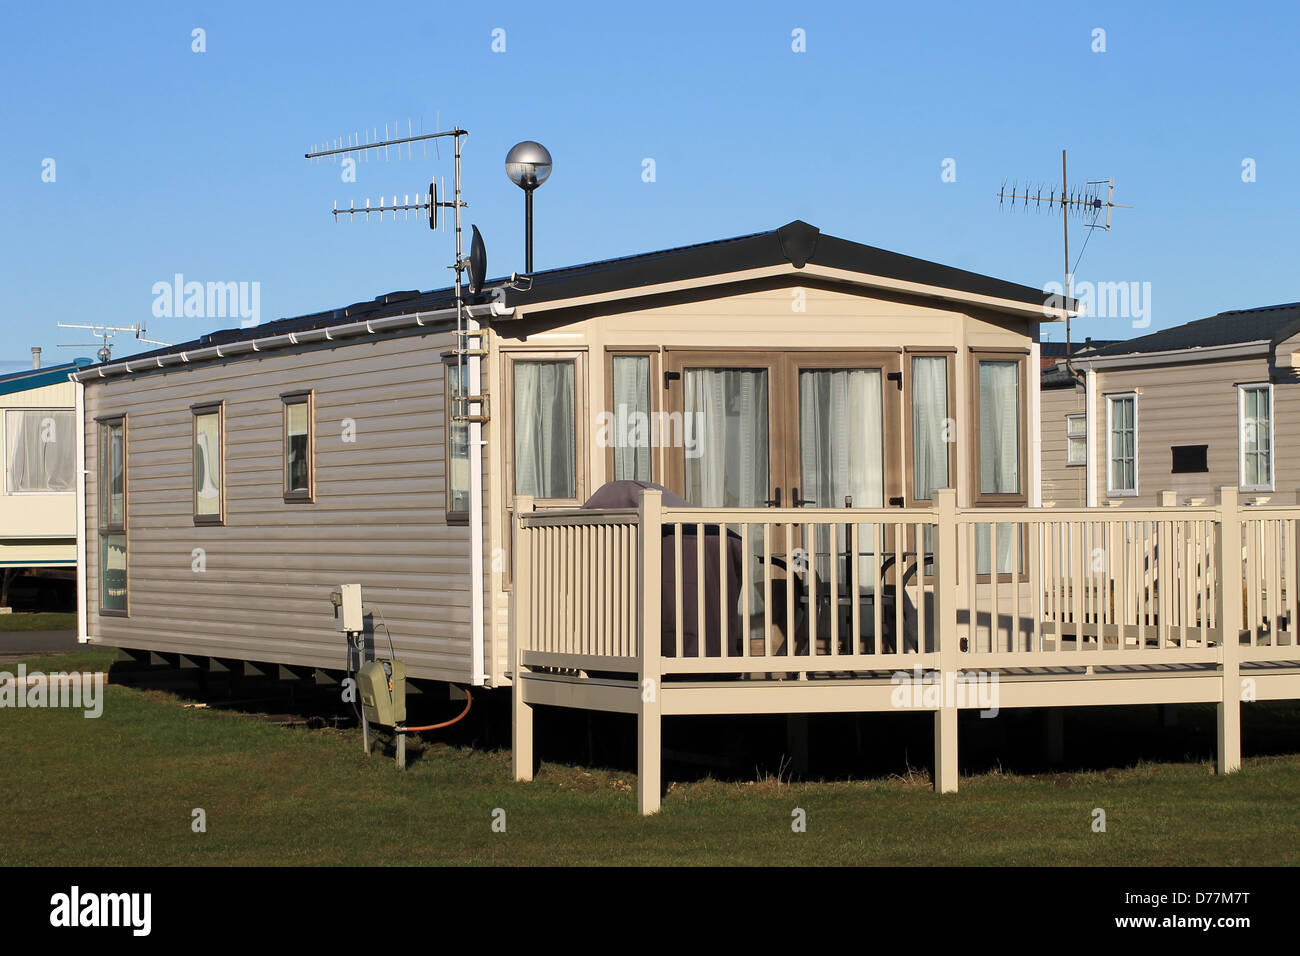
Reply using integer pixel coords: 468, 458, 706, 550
74, 220, 1067, 686
1041, 302, 1300, 508
0, 357, 89, 609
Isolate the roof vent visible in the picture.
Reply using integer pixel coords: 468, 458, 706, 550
777, 220, 820, 269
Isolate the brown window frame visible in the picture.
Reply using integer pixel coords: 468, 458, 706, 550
281, 390, 315, 503
191, 401, 226, 525
969, 350, 1029, 508
903, 348, 956, 506
603, 348, 660, 486
969, 349, 1029, 583
96, 414, 129, 617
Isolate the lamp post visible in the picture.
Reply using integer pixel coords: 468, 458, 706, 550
505, 141, 552, 273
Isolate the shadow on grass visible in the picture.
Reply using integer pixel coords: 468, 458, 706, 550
56, 649, 1300, 790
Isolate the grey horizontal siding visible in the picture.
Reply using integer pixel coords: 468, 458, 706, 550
85, 328, 479, 682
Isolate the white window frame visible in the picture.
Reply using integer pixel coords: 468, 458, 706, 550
1238, 382, 1274, 493
1106, 392, 1138, 497
1065, 413, 1086, 467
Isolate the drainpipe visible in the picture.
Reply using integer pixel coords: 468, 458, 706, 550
468, 315, 486, 687
1085, 366, 1098, 508
74, 379, 88, 643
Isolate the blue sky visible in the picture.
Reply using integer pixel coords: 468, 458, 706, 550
2, 0, 1297, 369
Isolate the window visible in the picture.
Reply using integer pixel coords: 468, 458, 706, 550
910, 355, 950, 500
282, 392, 313, 501
445, 361, 470, 520
511, 357, 579, 502
192, 403, 224, 523
98, 416, 127, 615
1239, 384, 1273, 491
4, 409, 75, 493
1107, 393, 1137, 496
973, 355, 1026, 574
1065, 413, 1087, 466
609, 353, 653, 482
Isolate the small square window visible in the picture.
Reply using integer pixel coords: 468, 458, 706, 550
1065, 413, 1086, 466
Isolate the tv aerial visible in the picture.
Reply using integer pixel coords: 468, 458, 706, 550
57, 321, 171, 364
997, 149, 1132, 372
305, 116, 489, 425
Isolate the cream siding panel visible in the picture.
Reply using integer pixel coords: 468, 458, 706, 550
484, 280, 1040, 684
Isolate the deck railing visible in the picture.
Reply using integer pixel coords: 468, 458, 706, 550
513, 487, 1300, 682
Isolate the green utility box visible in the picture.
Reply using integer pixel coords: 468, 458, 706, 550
357, 659, 406, 727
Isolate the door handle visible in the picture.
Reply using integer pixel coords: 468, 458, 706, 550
765, 488, 782, 508
888, 496, 905, 507
792, 487, 815, 507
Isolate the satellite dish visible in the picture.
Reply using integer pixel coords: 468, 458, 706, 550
468, 225, 487, 295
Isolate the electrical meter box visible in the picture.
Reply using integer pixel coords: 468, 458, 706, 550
357, 659, 406, 727
331, 583, 363, 633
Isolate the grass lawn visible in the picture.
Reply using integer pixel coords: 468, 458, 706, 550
2, 648, 1298, 866
0, 612, 77, 633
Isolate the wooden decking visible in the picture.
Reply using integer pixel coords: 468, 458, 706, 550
510, 487, 1300, 813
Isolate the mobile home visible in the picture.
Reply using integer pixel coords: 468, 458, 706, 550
73, 223, 1300, 813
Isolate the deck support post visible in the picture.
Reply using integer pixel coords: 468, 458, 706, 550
512, 496, 535, 783
638, 489, 663, 815
1216, 486, 1242, 775
786, 716, 809, 776
1044, 708, 1064, 764
933, 489, 960, 793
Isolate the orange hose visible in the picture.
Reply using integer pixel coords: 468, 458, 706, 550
400, 687, 472, 732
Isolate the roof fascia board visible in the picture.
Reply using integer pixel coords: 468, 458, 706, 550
74, 303, 503, 383
1075, 340, 1271, 371
511, 262, 1070, 322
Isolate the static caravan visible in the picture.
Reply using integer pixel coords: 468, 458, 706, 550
1040, 302, 1300, 508
1, 358, 89, 608
73, 220, 1065, 686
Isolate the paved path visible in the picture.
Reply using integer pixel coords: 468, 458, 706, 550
0, 630, 80, 655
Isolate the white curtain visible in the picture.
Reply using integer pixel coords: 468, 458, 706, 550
799, 369, 883, 591
194, 414, 221, 514
514, 360, 576, 499
685, 368, 769, 643
6, 410, 75, 493
977, 361, 1020, 574
683, 368, 768, 508
911, 357, 948, 499
612, 356, 651, 482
